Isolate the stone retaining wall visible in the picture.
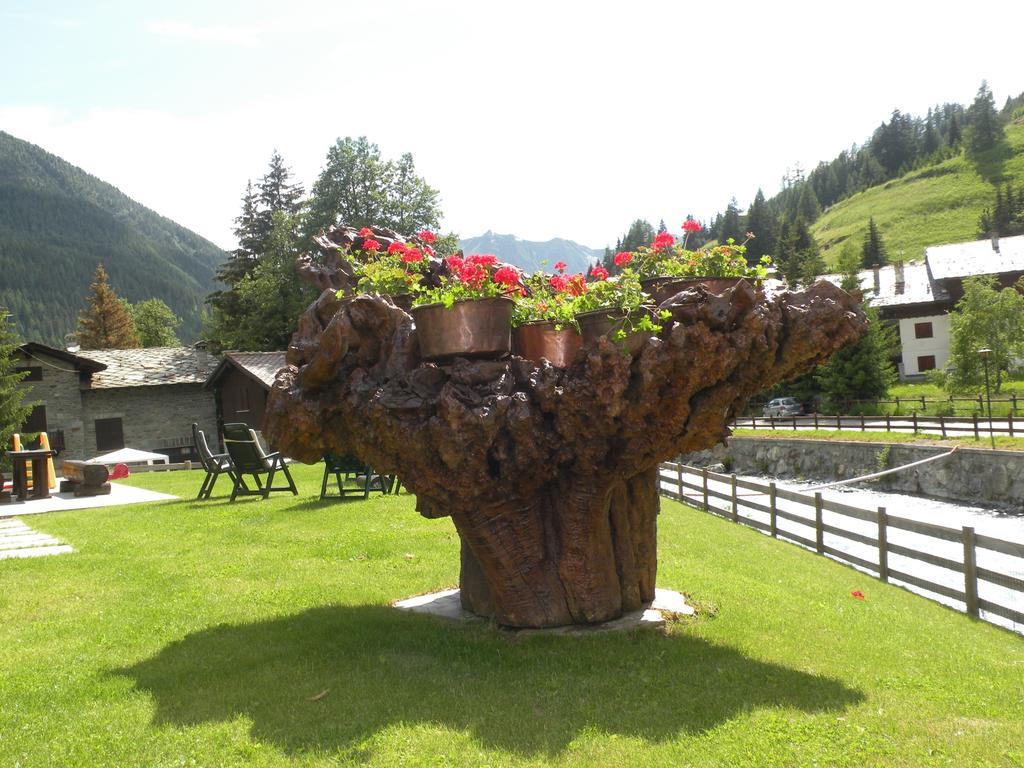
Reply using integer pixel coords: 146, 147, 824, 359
703, 437, 1024, 508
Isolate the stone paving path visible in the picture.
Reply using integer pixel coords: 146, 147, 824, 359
0, 518, 73, 560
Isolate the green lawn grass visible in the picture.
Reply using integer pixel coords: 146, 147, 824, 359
733, 427, 1024, 452
2, 463, 1022, 767
812, 122, 1024, 266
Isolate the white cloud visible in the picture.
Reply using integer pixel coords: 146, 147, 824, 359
144, 20, 261, 47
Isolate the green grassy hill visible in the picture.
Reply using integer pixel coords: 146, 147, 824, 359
813, 121, 1024, 266
0, 131, 225, 345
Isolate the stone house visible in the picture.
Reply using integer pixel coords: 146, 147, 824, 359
14, 343, 218, 465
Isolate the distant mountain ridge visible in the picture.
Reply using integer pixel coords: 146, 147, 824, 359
0, 130, 225, 345
458, 231, 600, 275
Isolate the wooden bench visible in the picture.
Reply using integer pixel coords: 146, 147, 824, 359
60, 460, 111, 497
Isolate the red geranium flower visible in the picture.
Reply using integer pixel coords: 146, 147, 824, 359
387, 241, 407, 255
467, 253, 497, 267
682, 219, 702, 233
358, 227, 374, 238
590, 265, 609, 281
402, 247, 423, 263
362, 238, 381, 252
614, 251, 632, 267
851, 590, 865, 600
493, 265, 520, 287
418, 230, 437, 244
652, 232, 674, 250
549, 274, 570, 293
554, 261, 567, 272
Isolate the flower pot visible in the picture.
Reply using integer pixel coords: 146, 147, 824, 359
576, 308, 653, 355
412, 296, 514, 361
513, 321, 583, 368
640, 276, 747, 305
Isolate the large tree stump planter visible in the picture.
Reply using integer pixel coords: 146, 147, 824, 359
266, 262, 865, 628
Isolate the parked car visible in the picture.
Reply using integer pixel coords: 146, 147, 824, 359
763, 397, 804, 417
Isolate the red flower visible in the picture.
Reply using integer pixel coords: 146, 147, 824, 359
387, 242, 407, 255
358, 227, 374, 238
549, 274, 570, 293
652, 232, 675, 250
614, 251, 633, 267
402, 247, 423, 263
554, 261, 567, 272
418, 230, 437, 244
446, 255, 464, 273
682, 219, 702, 233
493, 265, 520, 287
851, 590, 865, 600
424, 244, 435, 257
567, 274, 587, 296
362, 238, 381, 252
467, 253, 497, 267
590, 265, 609, 281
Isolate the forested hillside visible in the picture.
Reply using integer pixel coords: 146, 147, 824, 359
457, 231, 600, 275
811, 121, 1024, 263
700, 83, 1024, 281
0, 131, 224, 345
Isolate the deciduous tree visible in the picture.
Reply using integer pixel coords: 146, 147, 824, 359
128, 299, 181, 347
945, 276, 1024, 392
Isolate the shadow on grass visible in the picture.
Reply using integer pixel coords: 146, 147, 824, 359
114, 605, 864, 758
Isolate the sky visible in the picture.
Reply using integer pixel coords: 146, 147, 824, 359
2, 0, 1023, 252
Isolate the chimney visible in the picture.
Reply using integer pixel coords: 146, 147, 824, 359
894, 259, 905, 295
872, 263, 880, 293
992, 233, 1000, 253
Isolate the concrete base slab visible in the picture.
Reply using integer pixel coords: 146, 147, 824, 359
393, 586, 695, 634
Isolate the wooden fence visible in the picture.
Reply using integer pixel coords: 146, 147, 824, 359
733, 413, 1015, 439
657, 461, 1024, 630
746, 393, 1023, 417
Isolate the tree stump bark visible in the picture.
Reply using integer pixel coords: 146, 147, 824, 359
264, 277, 865, 627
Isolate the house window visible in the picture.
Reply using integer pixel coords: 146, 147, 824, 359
22, 405, 47, 433
16, 366, 43, 381
917, 355, 936, 372
95, 417, 125, 452
914, 322, 933, 339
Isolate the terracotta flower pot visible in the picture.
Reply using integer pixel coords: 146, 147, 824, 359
640, 276, 748, 305
576, 308, 653, 355
412, 296, 514, 361
513, 321, 583, 368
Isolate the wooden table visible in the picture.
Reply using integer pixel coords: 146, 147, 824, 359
8, 449, 56, 501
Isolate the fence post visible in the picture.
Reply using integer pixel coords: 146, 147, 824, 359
792, 416, 797, 431
940, 415, 947, 438
836, 414, 841, 431
912, 412, 919, 434
814, 493, 824, 553
886, 414, 891, 433
962, 526, 979, 618
814, 411, 819, 430
860, 413, 866, 432
751, 415, 757, 430
973, 414, 979, 441
702, 468, 709, 511
730, 474, 738, 522
1010, 413, 1015, 438
769, 481, 777, 537
877, 507, 888, 582
771, 416, 776, 431
676, 464, 684, 501
920, 395, 926, 410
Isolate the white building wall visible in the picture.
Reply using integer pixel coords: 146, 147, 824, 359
898, 314, 950, 377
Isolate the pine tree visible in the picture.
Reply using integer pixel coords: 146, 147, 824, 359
657, 219, 667, 234
745, 189, 776, 263
717, 198, 743, 244
796, 183, 822, 223
815, 306, 898, 405
966, 80, 1003, 156
77, 264, 140, 350
0, 308, 34, 458
921, 112, 940, 155
861, 217, 887, 268
947, 112, 962, 147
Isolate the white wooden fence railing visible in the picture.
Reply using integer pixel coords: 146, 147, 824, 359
658, 461, 1024, 632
